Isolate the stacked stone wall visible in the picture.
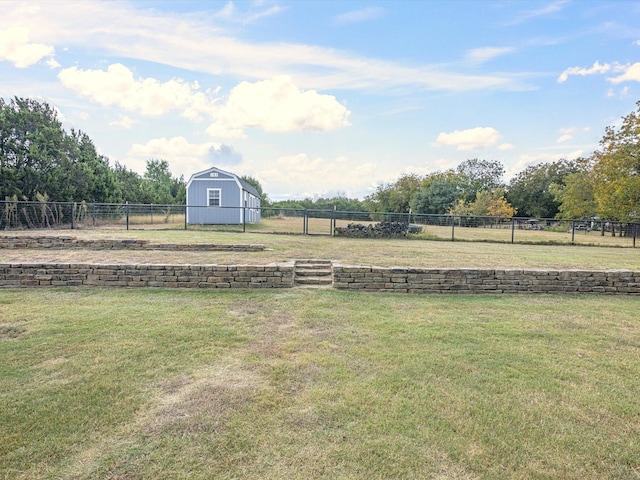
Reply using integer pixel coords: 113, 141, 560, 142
2, 261, 639, 295
0, 263, 293, 289
333, 266, 640, 295
0, 235, 264, 251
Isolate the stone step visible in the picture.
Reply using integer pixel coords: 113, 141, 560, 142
295, 276, 333, 286
293, 259, 333, 287
295, 268, 332, 277
295, 259, 332, 266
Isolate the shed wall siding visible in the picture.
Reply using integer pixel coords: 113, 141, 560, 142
186, 168, 261, 225
187, 178, 242, 224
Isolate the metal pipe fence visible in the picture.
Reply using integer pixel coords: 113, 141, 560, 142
0, 200, 637, 247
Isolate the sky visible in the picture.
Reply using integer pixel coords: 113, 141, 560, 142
1, 0, 639, 201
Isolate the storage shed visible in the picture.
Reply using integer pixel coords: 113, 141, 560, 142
186, 167, 261, 225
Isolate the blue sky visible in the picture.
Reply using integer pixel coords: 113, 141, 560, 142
1, 0, 639, 201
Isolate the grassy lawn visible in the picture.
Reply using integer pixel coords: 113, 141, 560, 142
2, 228, 640, 270
1, 288, 639, 479
90, 214, 638, 248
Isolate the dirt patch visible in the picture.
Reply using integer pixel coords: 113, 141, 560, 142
0, 324, 27, 339
143, 361, 264, 437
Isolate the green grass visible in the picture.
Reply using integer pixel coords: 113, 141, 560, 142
1, 288, 639, 479
86, 214, 639, 248
3, 228, 640, 271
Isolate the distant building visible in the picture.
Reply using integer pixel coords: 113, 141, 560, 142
186, 167, 261, 225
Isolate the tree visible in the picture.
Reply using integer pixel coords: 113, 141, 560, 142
456, 158, 505, 201
141, 159, 183, 204
63, 130, 122, 202
506, 159, 580, 218
114, 161, 148, 203
0, 97, 121, 203
366, 173, 424, 213
0, 97, 66, 200
241, 175, 270, 206
590, 101, 640, 221
449, 189, 516, 217
550, 158, 596, 219
411, 172, 462, 214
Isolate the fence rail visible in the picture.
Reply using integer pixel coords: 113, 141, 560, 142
1, 200, 638, 247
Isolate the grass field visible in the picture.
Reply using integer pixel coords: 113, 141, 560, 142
82, 214, 639, 248
2, 227, 640, 271
1, 288, 639, 479
1, 230, 639, 479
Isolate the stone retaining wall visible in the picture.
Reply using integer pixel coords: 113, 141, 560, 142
333, 266, 640, 295
0, 263, 293, 289
0, 235, 264, 251
2, 262, 639, 295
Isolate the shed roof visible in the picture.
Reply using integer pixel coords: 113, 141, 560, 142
187, 166, 261, 199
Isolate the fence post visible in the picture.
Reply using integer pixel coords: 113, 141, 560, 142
126, 202, 129, 231
511, 218, 515, 244
571, 220, 575, 244
71, 202, 75, 230
184, 205, 187, 230
243, 206, 246, 233
451, 215, 455, 241
304, 209, 307, 235
331, 206, 336, 236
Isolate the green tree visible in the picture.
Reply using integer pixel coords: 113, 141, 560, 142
0, 97, 121, 203
590, 101, 640, 221
506, 159, 580, 218
550, 159, 596, 219
456, 158, 505, 201
64, 130, 122, 202
449, 189, 516, 217
141, 159, 183, 204
366, 173, 424, 213
241, 175, 270, 206
114, 161, 148, 203
411, 172, 462, 214
0, 97, 66, 200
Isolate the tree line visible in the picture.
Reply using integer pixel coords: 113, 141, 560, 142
0, 97, 185, 205
276, 102, 640, 223
2, 96, 639, 223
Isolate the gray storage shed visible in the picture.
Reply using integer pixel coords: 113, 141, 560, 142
186, 167, 261, 225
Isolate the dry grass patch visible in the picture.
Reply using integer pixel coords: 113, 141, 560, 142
1, 289, 639, 479
2, 228, 640, 270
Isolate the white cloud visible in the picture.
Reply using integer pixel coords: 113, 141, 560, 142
503, 0, 570, 26
333, 7, 386, 26
0, 26, 55, 68
58, 63, 216, 118
608, 62, 640, 83
58, 65, 350, 137
507, 149, 584, 179
212, 1, 284, 24
127, 136, 233, 178
206, 75, 351, 138
557, 61, 612, 83
257, 153, 377, 199
466, 47, 515, 64
45, 57, 61, 69
433, 127, 502, 151
0, 1, 519, 93
556, 127, 575, 143
498, 143, 515, 151
207, 144, 243, 167
109, 114, 135, 129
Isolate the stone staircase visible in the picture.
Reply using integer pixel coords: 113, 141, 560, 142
294, 259, 333, 287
